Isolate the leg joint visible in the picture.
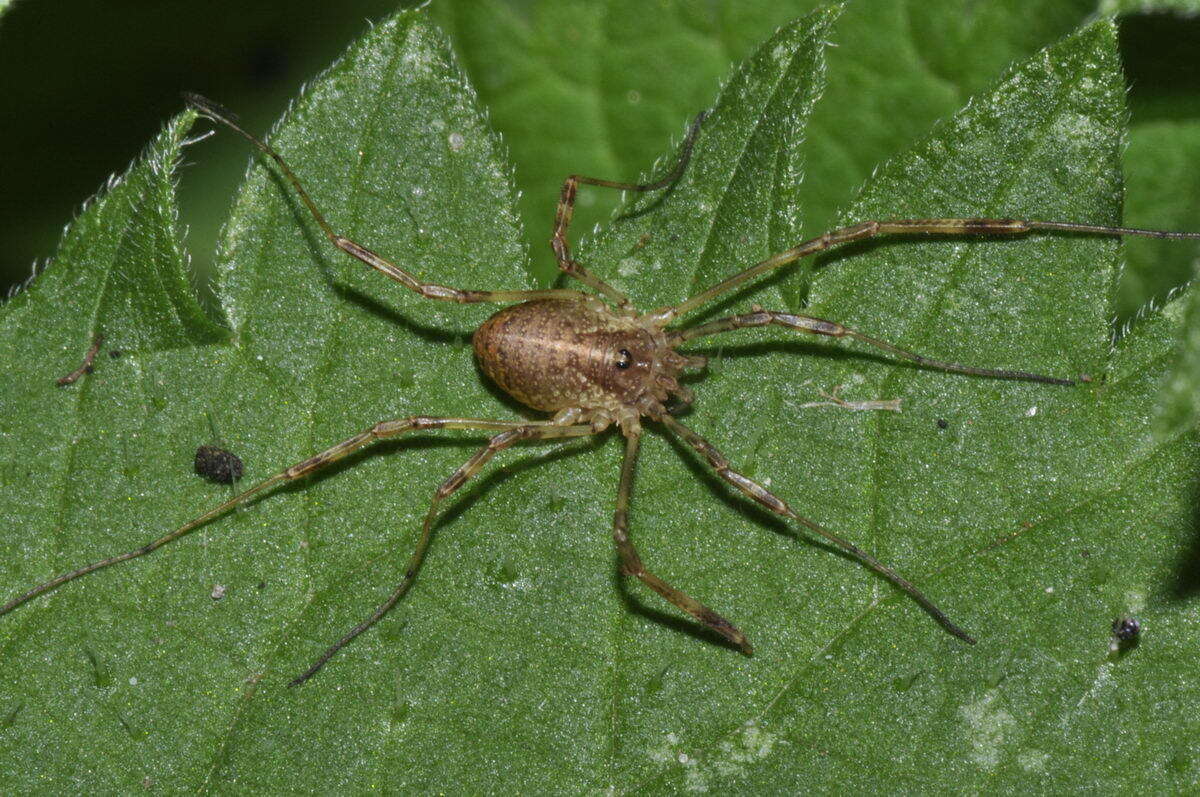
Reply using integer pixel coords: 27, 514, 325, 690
436, 474, 464, 498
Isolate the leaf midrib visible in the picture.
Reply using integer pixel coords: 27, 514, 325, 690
679, 20, 824, 308
863, 49, 1091, 602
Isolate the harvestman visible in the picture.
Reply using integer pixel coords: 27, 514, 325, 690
5, 93, 1199, 685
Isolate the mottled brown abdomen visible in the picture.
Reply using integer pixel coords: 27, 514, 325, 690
473, 299, 657, 413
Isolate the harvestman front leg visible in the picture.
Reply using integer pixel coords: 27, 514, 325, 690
183, 93, 588, 306
551, 111, 709, 311
612, 432, 751, 654
656, 414, 975, 644
647, 217, 1200, 325
671, 308, 1078, 384
290, 420, 599, 685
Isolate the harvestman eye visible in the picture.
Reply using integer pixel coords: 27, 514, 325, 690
4, 91, 1200, 687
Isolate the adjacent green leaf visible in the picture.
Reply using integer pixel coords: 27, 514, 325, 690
1100, 0, 1200, 12
1, 6, 1198, 794
431, 0, 1095, 289
0, 111, 232, 788
1116, 10, 1200, 319
1121, 121, 1200, 318
1155, 274, 1200, 436
1119, 11, 1200, 437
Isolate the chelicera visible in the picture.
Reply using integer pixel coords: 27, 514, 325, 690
5, 93, 1198, 686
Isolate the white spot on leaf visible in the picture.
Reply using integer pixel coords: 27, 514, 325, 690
1018, 749, 1050, 772
960, 690, 1017, 771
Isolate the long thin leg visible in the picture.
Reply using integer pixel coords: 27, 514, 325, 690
671, 308, 1077, 384
0, 417, 565, 620
646, 217, 1200, 324
290, 421, 599, 685
657, 413, 975, 644
611, 431, 751, 654
182, 93, 589, 305
551, 111, 708, 310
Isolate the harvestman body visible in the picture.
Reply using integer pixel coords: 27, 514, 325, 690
5, 94, 1199, 685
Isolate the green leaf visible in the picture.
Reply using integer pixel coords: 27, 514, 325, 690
1155, 274, 1200, 436
1121, 121, 1200, 318
1, 6, 1198, 793
431, 0, 1098, 289
1119, 10, 1200, 437
1100, 0, 1200, 12
1116, 11, 1200, 320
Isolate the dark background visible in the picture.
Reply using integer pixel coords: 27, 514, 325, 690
0, 2, 1197, 301
0, 0, 405, 297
